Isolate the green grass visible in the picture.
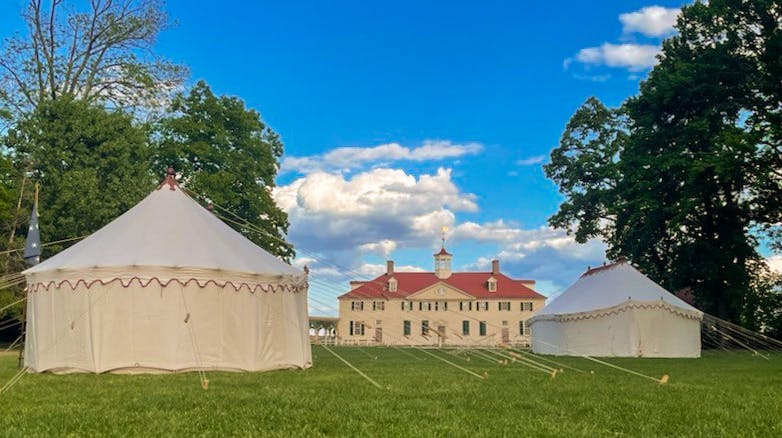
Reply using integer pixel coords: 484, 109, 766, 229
0, 348, 780, 437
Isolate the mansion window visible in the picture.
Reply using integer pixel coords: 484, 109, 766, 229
462, 320, 470, 336
388, 278, 397, 292
422, 320, 429, 336
351, 301, 364, 311
521, 302, 534, 311
498, 302, 511, 311
372, 301, 385, 311
519, 320, 530, 336
349, 321, 365, 336
403, 320, 411, 336
488, 278, 497, 292
479, 321, 487, 336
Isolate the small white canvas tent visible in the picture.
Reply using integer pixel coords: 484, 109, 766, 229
530, 259, 702, 358
23, 172, 311, 373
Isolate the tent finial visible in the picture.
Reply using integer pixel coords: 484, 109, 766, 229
157, 166, 179, 191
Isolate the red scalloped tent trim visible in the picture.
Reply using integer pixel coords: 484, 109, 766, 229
26, 276, 307, 294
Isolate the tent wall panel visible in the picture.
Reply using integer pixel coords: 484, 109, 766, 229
531, 305, 701, 358
25, 281, 311, 373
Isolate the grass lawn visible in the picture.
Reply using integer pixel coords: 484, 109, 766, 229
0, 347, 780, 437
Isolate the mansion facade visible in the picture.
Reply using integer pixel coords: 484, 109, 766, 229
337, 247, 546, 346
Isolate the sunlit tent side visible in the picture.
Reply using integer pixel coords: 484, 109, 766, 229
23, 171, 311, 373
529, 259, 703, 358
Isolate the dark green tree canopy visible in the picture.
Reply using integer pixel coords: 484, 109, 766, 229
546, 0, 782, 329
544, 97, 625, 245
6, 97, 153, 255
154, 81, 294, 261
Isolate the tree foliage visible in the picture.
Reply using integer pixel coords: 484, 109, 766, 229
154, 81, 294, 261
544, 97, 625, 245
6, 98, 154, 255
0, 0, 185, 115
546, 0, 782, 329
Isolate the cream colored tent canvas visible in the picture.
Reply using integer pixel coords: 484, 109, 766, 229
23, 173, 311, 373
530, 259, 702, 358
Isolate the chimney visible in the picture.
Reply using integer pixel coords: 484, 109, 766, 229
386, 260, 394, 276
491, 259, 499, 276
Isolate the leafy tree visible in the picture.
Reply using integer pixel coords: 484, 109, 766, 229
0, 0, 185, 116
546, 0, 782, 329
0, 153, 24, 322
6, 97, 154, 256
154, 81, 294, 261
544, 97, 624, 245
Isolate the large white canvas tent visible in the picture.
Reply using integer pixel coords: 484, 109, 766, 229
530, 259, 703, 358
23, 172, 311, 373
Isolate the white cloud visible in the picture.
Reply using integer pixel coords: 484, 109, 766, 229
573, 73, 613, 82
276, 162, 607, 308
566, 5, 679, 76
291, 256, 316, 269
357, 263, 426, 277
457, 222, 608, 297
576, 43, 661, 71
274, 166, 477, 271
620, 6, 680, 37
280, 140, 483, 174
358, 239, 397, 257
768, 255, 782, 273
515, 155, 546, 166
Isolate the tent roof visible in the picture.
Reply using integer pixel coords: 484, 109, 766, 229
24, 176, 300, 278
534, 260, 700, 316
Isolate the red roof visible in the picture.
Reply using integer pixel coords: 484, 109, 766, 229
339, 272, 545, 300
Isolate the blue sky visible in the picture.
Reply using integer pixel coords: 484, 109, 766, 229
1, 1, 709, 312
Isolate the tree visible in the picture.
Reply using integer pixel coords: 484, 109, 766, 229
0, 152, 24, 322
153, 81, 294, 261
544, 97, 624, 245
5, 97, 154, 256
546, 0, 782, 329
0, 0, 185, 116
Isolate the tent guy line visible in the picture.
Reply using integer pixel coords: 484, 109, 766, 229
194, 196, 682, 383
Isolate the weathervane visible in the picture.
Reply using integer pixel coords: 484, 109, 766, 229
441, 226, 448, 248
